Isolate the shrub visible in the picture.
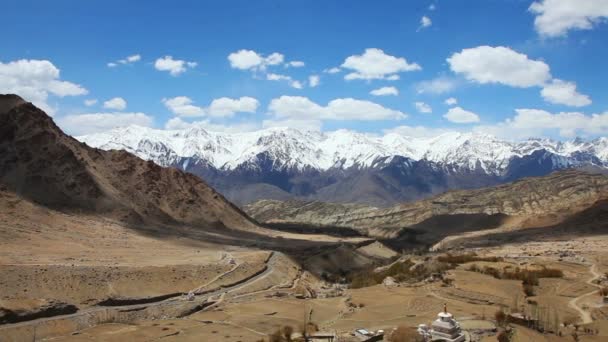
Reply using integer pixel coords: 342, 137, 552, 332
523, 284, 535, 297
390, 325, 424, 342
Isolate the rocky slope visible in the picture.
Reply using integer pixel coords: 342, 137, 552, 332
245, 170, 608, 238
0, 94, 259, 232
78, 124, 608, 207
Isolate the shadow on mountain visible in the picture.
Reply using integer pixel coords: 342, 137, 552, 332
448, 200, 608, 249
381, 213, 508, 251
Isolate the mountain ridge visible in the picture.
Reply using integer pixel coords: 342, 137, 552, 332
79, 124, 608, 206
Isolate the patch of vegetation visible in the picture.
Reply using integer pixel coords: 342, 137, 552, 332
348, 259, 453, 288
466, 265, 563, 286
437, 252, 503, 264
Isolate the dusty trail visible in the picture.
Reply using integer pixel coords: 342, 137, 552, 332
568, 263, 602, 324
0, 252, 278, 333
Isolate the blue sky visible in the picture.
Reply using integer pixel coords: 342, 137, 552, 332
2, 0, 608, 140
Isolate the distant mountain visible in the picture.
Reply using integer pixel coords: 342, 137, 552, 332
78, 123, 608, 207
245, 170, 608, 240
0, 94, 260, 233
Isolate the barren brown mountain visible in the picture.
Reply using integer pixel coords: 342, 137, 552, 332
246, 169, 608, 239
0, 94, 264, 233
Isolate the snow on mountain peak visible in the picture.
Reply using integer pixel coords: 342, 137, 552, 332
77, 125, 607, 173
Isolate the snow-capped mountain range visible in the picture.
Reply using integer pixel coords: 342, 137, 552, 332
79, 125, 608, 173
78, 125, 608, 206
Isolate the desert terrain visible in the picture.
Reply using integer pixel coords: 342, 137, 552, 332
2, 95, 608, 341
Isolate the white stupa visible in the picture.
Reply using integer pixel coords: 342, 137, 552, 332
418, 304, 466, 342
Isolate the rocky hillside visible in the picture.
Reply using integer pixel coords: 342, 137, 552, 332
0, 94, 259, 232
78, 124, 608, 207
245, 170, 608, 238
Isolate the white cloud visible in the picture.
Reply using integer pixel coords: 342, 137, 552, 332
444, 97, 458, 105
370, 86, 399, 96
419, 16, 432, 29
84, 99, 97, 106
208, 96, 259, 117
268, 96, 407, 121
164, 117, 260, 133
416, 76, 457, 94
262, 118, 322, 131
154, 56, 197, 76
448, 45, 592, 107
163, 96, 259, 118
529, 0, 608, 37
228, 49, 285, 71
384, 125, 458, 138
58, 112, 153, 135
287, 61, 305, 68
309, 75, 320, 87
323, 67, 341, 74
290, 80, 303, 89
540, 79, 591, 107
108, 54, 141, 67
162, 96, 204, 117
444, 106, 480, 123
448, 46, 551, 88
415, 101, 432, 113
341, 48, 421, 81
266, 73, 304, 89
103, 97, 127, 110
0, 59, 87, 116
474, 108, 608, 139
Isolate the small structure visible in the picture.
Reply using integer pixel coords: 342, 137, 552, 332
305, 331, 336, 342
353, 328, 384, 341
418, 304, 466, 342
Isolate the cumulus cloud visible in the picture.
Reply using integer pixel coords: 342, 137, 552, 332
341, 48, 421, 81
419, 16, 432, 30
370, 86, 399, 96
266, 73, 304, 89
415, 77, 457, 94
414, 102, 432, 113
267, 96, 407, 121
323, 67, 341, 74
540, 79, 591, 107
58, 112, 153, 135
448, 46, 551, 88
228, 49, 285, 71
384, 125, 458, 138
444, 106, 480, 123
529, 0, 608, 37
287, 61, 305, 68
474, 108, 608, 139
84, 99, 98, 106
0, 59, 87, 115
108, 54, 141, 67
162, 96, 204, 117
444, 97, 458, 105
163, 96, 259, 118
262, 118, 322, 131
103, 97, 127, 110
154, 56, 197, 76
164, 117, 260, 132
208, 97, 260, 117
448, 45, 592, 106
308, 75, 320, 87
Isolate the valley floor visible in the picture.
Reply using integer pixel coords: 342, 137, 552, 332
2, 190, 608, 341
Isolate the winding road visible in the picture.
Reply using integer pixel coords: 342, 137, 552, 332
568, 263, 603, 325
0, 252, 279, 334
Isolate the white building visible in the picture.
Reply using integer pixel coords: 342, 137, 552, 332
418, 304, 466, 342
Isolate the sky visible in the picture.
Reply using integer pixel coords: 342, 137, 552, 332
2, 0, 608, 140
